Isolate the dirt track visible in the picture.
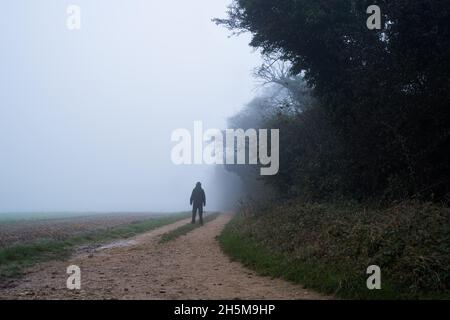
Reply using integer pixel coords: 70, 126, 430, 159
0, 213, 328, 300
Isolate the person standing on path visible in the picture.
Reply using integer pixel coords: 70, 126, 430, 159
190, 182, 206, 225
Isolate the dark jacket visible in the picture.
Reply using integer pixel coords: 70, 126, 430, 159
190, 186, 206, 207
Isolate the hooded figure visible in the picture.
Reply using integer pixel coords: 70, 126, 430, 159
190, 182, 206, 225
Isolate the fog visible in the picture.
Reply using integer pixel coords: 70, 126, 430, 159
0, 1, 260, 213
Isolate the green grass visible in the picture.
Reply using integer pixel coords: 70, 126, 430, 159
219, 205, 450, 300
159, 212, 221, 243
218, 215, 392, 299
0, 213, 189, 281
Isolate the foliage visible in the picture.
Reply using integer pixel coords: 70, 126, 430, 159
217, 1, 449, 299
217, 0, 450, 202
220, 201, 450, 299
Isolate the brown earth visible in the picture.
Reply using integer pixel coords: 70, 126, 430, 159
0, 213, 329, 300
0, 213, 168, 247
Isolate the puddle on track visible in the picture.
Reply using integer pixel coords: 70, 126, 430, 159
97, 240, 138, 250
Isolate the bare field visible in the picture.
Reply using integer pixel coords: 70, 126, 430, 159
0, 213, 168, 247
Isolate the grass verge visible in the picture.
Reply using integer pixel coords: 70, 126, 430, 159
0, 213, 189, 281
159, 212, 221, 243
218, 202, 449, 300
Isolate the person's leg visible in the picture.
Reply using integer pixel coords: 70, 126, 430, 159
199, 206, 203, 225
191, 206, 197, 224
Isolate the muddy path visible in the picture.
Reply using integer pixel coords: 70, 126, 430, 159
0, 214, 328, 300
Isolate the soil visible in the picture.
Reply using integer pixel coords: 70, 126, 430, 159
0, 213, 165, 247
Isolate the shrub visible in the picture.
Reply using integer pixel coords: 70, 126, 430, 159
220, 200, 449, 299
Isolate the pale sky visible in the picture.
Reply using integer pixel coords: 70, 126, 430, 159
0, 0, 261, 213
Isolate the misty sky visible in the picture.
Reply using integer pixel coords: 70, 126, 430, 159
0, 1, 261, 213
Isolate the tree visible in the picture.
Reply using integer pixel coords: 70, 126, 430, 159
216, 0, 450, 201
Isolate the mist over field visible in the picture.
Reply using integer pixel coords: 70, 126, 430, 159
0, 1, 260, 214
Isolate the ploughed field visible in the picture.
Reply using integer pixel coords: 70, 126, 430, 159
0, 213, 166, 247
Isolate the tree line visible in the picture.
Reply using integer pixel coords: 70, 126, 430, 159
217, 0, 450, 204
